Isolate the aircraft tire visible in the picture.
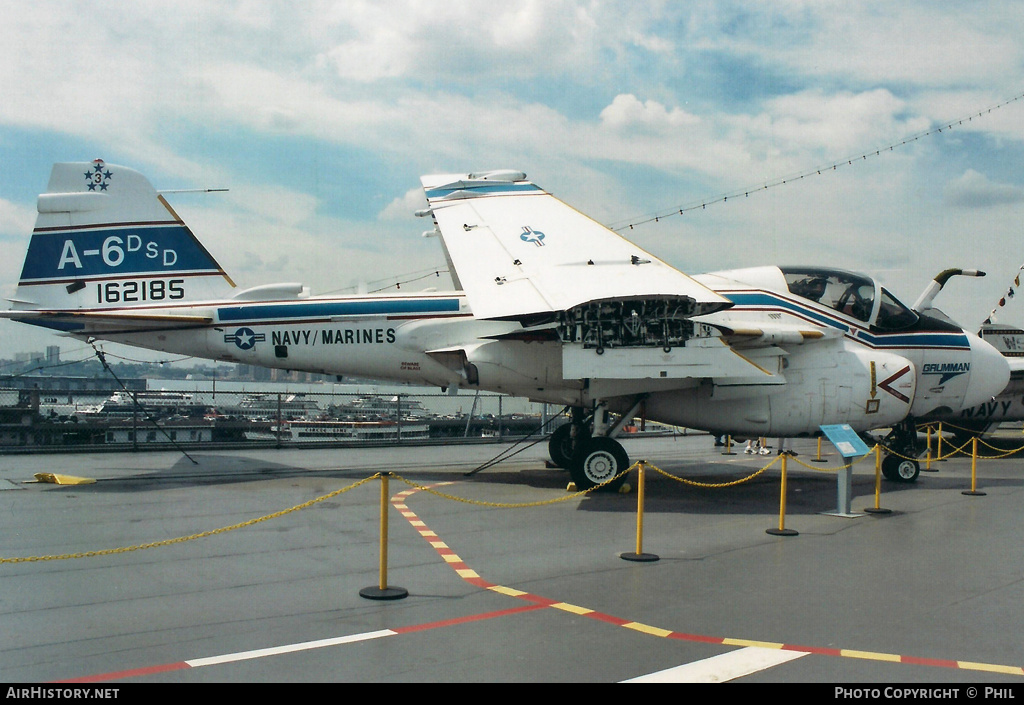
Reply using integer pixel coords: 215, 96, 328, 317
882, 455, 919, 483
569, 437, 629, 492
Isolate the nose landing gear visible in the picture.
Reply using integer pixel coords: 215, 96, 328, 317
879, 418, 922, 483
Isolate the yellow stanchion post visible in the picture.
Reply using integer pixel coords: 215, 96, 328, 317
812, 436, 828, 463
767, 453, 798, 536
963, 437, 987, 497
621, 461, 659, 562
360, 473, 409, 600
923, 426, 936, 472
722, 434, 736, 455
865, 444, 891, 515
936, 422, 946, 461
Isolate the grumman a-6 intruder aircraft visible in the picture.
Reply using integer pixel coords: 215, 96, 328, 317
1, 161, 1010, 490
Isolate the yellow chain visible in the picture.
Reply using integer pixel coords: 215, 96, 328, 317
786, 450, 874, 471
914, 423, 1024, 459
644, 456, 780, 487
14, 429, 1011, 564
390, 468, 631, 507
1, 474, 381, 564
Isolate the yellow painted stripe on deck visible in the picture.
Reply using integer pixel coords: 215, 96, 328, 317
959, 661, 1024, 675
723, 638, 784, 650
841, 649, 901, 662
624, 622, 673, 638
551, 603, 593, 615
488, 585, 527, 597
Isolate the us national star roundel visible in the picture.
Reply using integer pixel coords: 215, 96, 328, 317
225, 327, 265, 350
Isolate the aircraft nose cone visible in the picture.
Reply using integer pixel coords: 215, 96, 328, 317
964, 333, 1011, 409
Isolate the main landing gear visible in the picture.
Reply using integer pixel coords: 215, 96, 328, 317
879, 418, 921, 483
548, 401, 638, 492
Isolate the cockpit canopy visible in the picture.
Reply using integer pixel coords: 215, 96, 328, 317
781, 267, 919, 331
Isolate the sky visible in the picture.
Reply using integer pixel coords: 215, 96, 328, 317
2, 1, 1024, 366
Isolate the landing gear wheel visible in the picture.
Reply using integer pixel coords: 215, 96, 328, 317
882, 455, 920, 483
548, 423, 580, 469
569, 437, 630, 492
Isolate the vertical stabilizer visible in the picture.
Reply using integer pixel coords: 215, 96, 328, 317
13, 160, 234, 311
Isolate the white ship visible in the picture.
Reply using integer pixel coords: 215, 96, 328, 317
93, 390, 206, 417
330, 394, 431, 421
246, 418, 430, 443
228, 393, 323, 420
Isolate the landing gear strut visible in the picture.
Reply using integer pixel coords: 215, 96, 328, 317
548, 407, 589, 469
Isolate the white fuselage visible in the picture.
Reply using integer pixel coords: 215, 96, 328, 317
73, 265, 1009, 439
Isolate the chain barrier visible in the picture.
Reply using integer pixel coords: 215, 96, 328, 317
786, 449, 874, 472
0, 473, 381, 564
912, 421, 1024, 460
972, 437, 1024, 459
0, 445, 852, 564
648, 456, 780, 486
6, 429, 1014, 566
390, 471, 613, 507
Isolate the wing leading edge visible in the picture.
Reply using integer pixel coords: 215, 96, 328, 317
419, 171, 732, 322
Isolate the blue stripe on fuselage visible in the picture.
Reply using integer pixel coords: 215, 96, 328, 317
217, 297, 462, 323
726, 292, 850, 333
425, 183, 542, 200
724, 291, 970, 349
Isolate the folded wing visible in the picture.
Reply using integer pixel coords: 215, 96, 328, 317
419, 171, 732, 322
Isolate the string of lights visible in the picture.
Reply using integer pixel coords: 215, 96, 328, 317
608, 90, 1024, 233
322, 267, 449, 295
370, 268, 448, 293
0, 342, 193, 378
984, 262, 1024, 325
0, 353, 100, 380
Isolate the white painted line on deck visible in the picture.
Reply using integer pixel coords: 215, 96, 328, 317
186, 629, 396, 667
623, 646, 808, 683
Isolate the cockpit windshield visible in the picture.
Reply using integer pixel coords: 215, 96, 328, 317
781, 266, 919, 330
782, 267, 875, 322
875, 288, 919, 331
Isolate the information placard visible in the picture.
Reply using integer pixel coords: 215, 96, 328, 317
820, 423, 871, 458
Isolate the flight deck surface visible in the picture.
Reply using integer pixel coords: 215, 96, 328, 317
1, 433, 1023, 685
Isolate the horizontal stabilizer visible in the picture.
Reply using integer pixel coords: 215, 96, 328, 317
0, 308, 212, 333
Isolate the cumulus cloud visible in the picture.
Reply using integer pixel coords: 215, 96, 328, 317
600, 94, 701, 132
944, 169, 1024, 208
379, 187, 427, 221
1, 2, 1024, 349
0, 197, 36, 242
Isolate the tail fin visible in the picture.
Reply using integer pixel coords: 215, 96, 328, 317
12, 160, 234, 312
979, 323, 1024, 359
